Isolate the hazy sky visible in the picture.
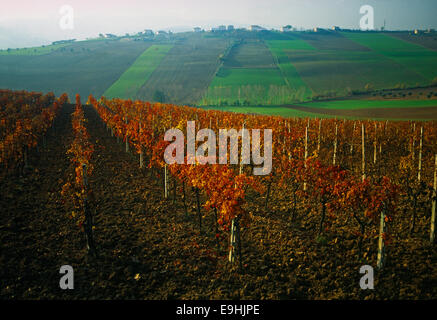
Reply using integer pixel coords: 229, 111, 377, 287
1, 0, 437, 48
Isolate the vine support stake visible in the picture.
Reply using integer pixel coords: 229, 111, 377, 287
164, 164, 168, 199
377, 204, 386, 270
82, 163, 96, 257
139, 121, 144, 169
317, 119, 321, 153
304, 125, 308, 191
125, 116, 129, 153
361, 123, 366, 182
431, 154, 437, 244
418, 126, 423, 182
333, 124, 337, 165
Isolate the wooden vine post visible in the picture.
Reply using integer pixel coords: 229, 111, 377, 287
139, 121, 144, 169
82, 164, 96, 256
412, 123, 416, 161
304, 125, 308, 191
229, 121, 245, 267
418, 126, 423, 182
317, 119, 321, 153
431, 154, 437, 244
377, 203, 387, 269
125, 116, 129, 153
351, 121, 356, 154
164, 164, 168, 199
333, 124, 338, 165
373, 122, 377, 165
361, 123, 366, 181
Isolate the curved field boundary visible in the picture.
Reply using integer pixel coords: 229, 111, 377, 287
293, 99, 437, 110
284, 104, 437, 120
0, 43, 72, 56
342, 32, 437, 82
265, 39, 314, 100
104, 44, 173, 100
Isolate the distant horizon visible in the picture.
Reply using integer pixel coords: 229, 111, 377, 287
1, 0, 437, 49
2, 25, 436, 51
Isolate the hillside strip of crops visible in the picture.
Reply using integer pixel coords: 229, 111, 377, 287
104, 44, 173, 100
342, 32, 437, 82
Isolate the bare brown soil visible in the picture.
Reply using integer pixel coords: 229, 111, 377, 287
0, 104, 436, 300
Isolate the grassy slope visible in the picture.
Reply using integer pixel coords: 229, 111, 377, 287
210, 68, 285, 86
204, 38, 309, 106
200, 105, 326, 118
137, 35, 229, 105
342, 32, 437, 81
265, 39, 314, 99
104, 44, 173, 99
0, 43, 71, 55
285, 50, 428, 94
0, 40, 151, 99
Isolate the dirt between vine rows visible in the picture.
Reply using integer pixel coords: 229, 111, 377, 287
0, 104, 436, 300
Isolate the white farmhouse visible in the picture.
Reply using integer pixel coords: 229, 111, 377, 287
250, 25, 265, 32
281, 25, 293, 32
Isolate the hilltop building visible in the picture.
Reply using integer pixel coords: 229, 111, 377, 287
211, 25, 227, 32
52, 39, 76, 45
332, 26, 341, 31
250, 25, 265, 32
281, 25, 293, 32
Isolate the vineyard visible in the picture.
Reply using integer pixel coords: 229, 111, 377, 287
1, 89, 436, 299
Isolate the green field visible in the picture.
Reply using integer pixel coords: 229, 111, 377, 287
0, 43, 71, 55
295, 99, 437, 110
0, 40, 151, 99
223, 40, 276, 68
200, 105, 325, 118
201, 98, 437, 120
211, 68, 285, 86
284, 49, 429, 95
265, 40, 314, 100
137, 35, 229, 105
202, 38, 313, 106
202, 67, 294, 106
104, 44, 173, 99
342, 32, 437, 81
1, 31, 437, 113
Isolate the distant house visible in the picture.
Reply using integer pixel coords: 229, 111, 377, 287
313, 27, 320, 32
211, 25, 227, 32
250, 25, 265, 32
414, 29, 421, 35
332, 26, 341, 31
52, 39, 76, 45
281, 25, 293, 32
194, 27, 202, 32
227, 25, 235, 31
